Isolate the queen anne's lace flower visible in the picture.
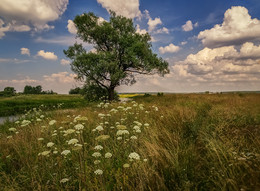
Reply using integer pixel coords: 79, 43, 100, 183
61, 150, 71, 156
60, 178, 69, 183
68, 138, 79, 145
96, 125, 104, 131
40, 150, 51, 156
129, 152, 140, 160
74, 124, 84, 130
105, 152, 112, 158
94, 145, 103, 150
92, 152, 101, 158
49, 120, 57, 126
116, 130, 129, 136
8, 128, 17, 132
130, 136, 137, 140
94, 169, 103, 175
47, 142, 55, 147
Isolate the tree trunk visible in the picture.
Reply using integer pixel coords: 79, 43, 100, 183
108, 86, 115, 101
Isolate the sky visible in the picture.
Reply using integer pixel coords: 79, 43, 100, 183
0, 0, 260, 94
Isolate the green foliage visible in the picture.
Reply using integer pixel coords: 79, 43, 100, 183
81, 83, 119, 101
143, 93, 151, 97
64, 11, 169, 100
23, 85, 56, 94
0, 87, 16, 97
69, 87, 82, 94
157, 92, 164, 96
0, 94, 88, 117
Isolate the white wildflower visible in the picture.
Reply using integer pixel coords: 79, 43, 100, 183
105, 152, 112, 158
94, 169, 103, 175
92, 152, 101, 158
116, 130, 129, 136
136, 129, 141, 133
117, 136, 122, 140
74, 124, 84, 130
94, 145, 103, 150
60, 178, 69, 183
37, 138, 44, 141
68, 138, 79, 145
130, 136, 137, 140
129, 152, 140, 160
94, 160, 101, 165
49, 120, 57, 126
8, 128, 17, 132
96, 125, 104, 131
123, 163, 130, 168
40, 150, 51, 156
47, 142, 55, 148
61, 150, 71, 156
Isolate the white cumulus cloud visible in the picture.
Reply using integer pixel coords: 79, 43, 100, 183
37, 50, 58, 60
148, 17, 162, 32
0, 0, 68, 38
173, 42, 260, 82
97, 0, 141, 18
67, 20, 77, 34
198, 6, 260, 48
136, 24, 147, 35
159, 43, 180, 54
43, 72, 76, 83
182, 20, 193, 31
60, 59, 70, 65
21, 48, 30, 56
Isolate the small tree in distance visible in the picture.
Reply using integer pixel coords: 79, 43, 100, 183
64, 11, 169, 101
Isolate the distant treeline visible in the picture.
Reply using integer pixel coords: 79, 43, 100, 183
0, 85, 56, 97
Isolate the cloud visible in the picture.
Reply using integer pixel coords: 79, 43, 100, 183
181, 41, 187, 45
182, 20, 193, 31
60, 59, 70, 65
136, 24, 147, 35
0, 19, 31, 38
154, 27, 169, 34
37, 50, 58, 60
148, 17, 162, 32
159, 43, 180, 54
97, 0, 141, 18
198, 6, 260, 48
43, 72, 76, 83
173, 42, 260, 84
67, 20, 77, 34
21, 48, 30, 56
0, 0, 68, 38
0, 58, 31, 63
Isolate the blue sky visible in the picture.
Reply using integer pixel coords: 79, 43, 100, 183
1, 0, 260, 93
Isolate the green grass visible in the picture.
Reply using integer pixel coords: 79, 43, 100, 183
0, 94, 88, 117
0, 93, 259, 190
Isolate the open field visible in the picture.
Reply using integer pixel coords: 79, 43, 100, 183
0, 94, 88, 117
0, 93, 260, 190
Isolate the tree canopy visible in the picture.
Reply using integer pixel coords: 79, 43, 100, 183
64, 11, 169, 100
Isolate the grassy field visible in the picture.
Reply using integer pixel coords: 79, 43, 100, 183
0, 93, 259, 190
0, 94, 88, 117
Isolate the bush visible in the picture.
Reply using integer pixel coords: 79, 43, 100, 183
157, 92, 164, 96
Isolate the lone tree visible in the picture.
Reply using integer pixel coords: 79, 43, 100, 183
64, 11, 169, 101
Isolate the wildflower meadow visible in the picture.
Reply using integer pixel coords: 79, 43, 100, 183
0, 93, 259, 190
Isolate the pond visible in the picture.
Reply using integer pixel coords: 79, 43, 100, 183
0, 115, 20, 125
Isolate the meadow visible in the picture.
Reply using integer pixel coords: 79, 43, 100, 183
0, 94, 88, 117
0, 93, 259, 190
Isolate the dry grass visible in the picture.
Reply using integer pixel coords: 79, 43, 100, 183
0, 93, 259, 190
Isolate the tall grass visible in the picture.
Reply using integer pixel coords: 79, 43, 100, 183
0, 93, 259, 190
0, 94, 88, 117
